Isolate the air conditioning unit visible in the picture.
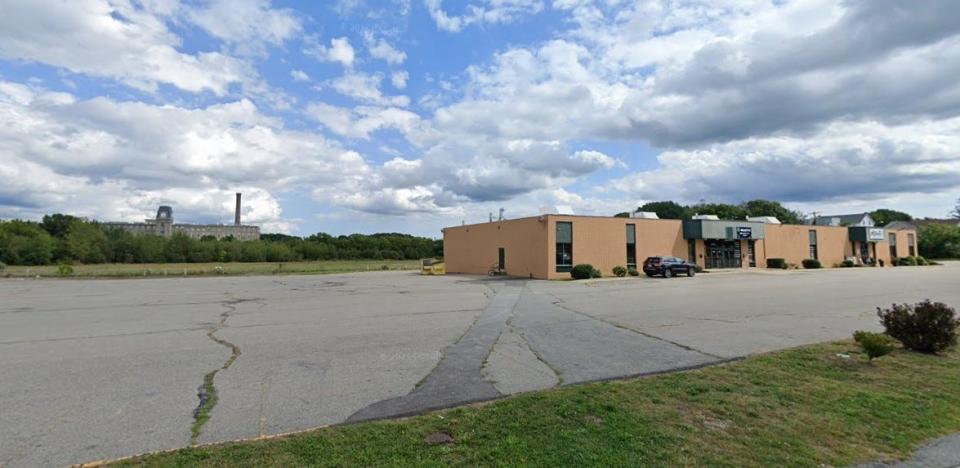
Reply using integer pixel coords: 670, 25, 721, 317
746, 216, 781, 224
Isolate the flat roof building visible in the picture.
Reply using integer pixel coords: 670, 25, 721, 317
103, 193, 260, 241
442, 213, 918, 279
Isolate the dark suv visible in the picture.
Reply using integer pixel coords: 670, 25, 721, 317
643, 256, 696, 278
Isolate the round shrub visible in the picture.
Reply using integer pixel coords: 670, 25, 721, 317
612, 265, 627, 277
766, 258, 786, 269
801, 258, 822, 269
898, 256, 917, 266
916, 256, 929, 266
57, 263, 74, 277
877, 300, 958, 354
627, 267, 639, 277
853, 330, 896, 361
571, 264, 596, 280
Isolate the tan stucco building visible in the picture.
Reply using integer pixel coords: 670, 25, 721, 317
442, 214, 918, 279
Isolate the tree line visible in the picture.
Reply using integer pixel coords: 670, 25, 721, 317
617, 199, 918, 228
0, 214, 443, 266
615, 199, 807, 224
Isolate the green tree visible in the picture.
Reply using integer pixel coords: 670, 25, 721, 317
163, 233, 193, 263
636, 201, 689, 219
64, 221, 111, 263
0, 220, 57, 265
613, 212, 630, 218
40, 213, 80, 238
689, 203, 747, 220
953, 197, 959, 219
918, 224, 960, 259
741, 199, 804, 224
870, 208, 913, 227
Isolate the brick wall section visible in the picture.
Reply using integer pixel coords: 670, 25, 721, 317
544, 216, 687, 279
442, 217, 548, 278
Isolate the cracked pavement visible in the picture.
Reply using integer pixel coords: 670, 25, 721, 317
1, 264, 959, 466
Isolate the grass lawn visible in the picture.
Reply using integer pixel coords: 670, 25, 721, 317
2, 259, 421, 278
116, 341, 960, 467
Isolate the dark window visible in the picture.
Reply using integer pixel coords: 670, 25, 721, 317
498, 247, 505, 271
889, 233, 897, 259
556, 222, 573, 272
626, 224, 636, 268
748, 240, 756, 267
908, 233, 916, 256
808, 230, 818, 260
688, 239, 696, 263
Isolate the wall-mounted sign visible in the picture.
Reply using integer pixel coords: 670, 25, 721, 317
868, 228, 885, 241
737, 227, 753, 239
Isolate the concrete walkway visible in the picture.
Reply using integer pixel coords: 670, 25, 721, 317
857, 433, 960, 468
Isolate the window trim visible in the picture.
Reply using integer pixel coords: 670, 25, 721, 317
626, 224, 637, 268
808, 229, 818, 260
556, 221, 573, 272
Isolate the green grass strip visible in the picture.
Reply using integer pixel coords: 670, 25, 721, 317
120, 341, 960, 467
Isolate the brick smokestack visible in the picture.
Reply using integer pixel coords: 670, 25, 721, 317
234, 193, 241, 226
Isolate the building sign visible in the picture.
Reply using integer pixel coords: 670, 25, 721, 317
868, 228, 885, 241
736, 227, 753, 239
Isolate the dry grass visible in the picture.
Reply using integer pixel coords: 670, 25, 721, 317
2, 260, 420, 278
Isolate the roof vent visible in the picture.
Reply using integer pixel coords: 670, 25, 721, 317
630, 211, 659, 219
746, 216, 781, 224
692, 214, 720, 221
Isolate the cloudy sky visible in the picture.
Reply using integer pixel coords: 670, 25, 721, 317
1, 0, 958, 236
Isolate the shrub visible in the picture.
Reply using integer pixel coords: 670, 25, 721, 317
57, 263, 74, 276
877, 300, 959, 353
571, 264, 597, 280
801, 258, 822, 269
853, 330, 896, 360
898, 256, 917, 266
0, 261, 5, 272
612, 265, 627, 277
590, 267, 602, 278
627, 267, 639, 277
381, 264, 390, 270
916, 256, 929, 266
840, 259, 855, 268
766, 258, 786, 269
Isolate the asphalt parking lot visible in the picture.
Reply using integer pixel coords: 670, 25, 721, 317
2, 263, 959, 466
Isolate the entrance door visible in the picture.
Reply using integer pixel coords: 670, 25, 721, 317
859, 242, 869, 263
498, 247, 505, 271
706, 240, 742, 269
725, 241, 742, 268
747, 240, 756, 267
888, 233, 897, 259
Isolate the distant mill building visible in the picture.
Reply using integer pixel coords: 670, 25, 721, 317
104, 193, 261, 241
